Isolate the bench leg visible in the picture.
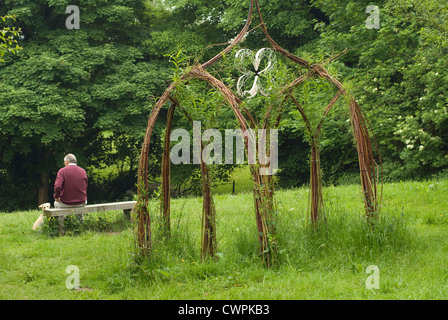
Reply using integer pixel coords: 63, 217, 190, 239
58, 216, 65, 236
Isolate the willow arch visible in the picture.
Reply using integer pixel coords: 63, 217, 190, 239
135, 0, 382, 265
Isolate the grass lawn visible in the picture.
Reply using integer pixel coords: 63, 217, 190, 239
214, 167, 254, 195
1, 178, 447, 300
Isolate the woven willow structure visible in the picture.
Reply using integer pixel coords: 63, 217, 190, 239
135, 0, 382, 266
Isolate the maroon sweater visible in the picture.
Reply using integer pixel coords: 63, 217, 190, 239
53, 164, 88, 205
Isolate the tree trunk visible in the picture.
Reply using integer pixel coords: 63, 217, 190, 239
37, 171, 50, 206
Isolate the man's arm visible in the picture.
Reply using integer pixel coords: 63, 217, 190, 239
53, 170, 64, 201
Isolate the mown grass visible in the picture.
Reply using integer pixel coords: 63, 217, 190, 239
0, 179, 447, 299
214, 167, 255, 195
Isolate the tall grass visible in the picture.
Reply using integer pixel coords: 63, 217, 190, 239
128, 183, 416, 289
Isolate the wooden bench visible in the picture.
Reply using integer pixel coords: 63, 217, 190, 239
44, 201, 136, 235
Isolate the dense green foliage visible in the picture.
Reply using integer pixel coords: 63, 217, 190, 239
0, 0, 170, 210
0, 0, 447, 211
278, 0, 448, 187
311, 0, 448, 182
0, 14, 23, 62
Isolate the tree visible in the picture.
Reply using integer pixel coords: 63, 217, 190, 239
0, 14, 22, 62
0, 0, 170, 210
278, 0, 448, 183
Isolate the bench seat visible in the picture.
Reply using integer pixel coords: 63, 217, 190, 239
44, 201, 136, 235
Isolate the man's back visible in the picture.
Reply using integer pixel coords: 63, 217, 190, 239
54, 164, 88, 205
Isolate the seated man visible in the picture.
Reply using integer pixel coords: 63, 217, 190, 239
33, 153, 88, 230
54, 153, 88, 208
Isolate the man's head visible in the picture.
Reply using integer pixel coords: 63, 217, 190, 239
64, 153, 77, 166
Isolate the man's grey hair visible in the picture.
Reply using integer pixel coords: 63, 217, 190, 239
64, 153, 77, 163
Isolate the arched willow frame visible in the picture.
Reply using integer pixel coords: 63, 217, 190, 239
135, 0, 382, 266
